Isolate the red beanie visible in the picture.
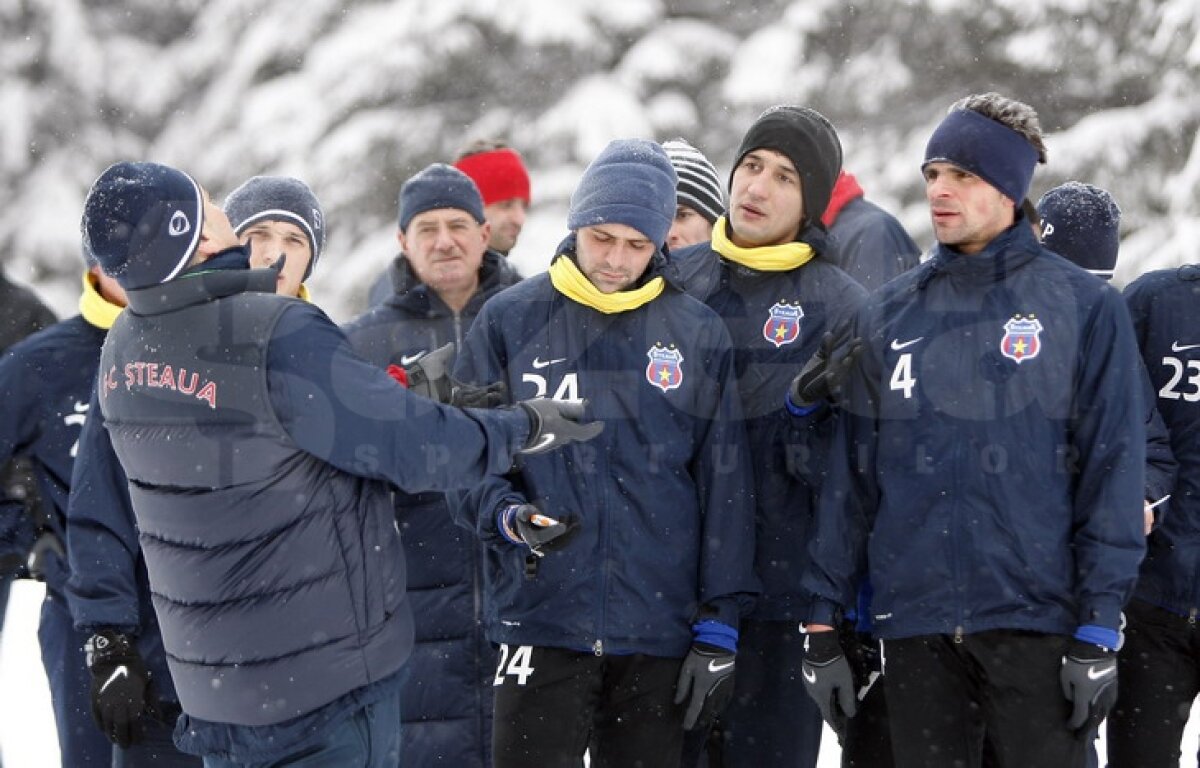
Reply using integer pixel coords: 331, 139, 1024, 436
454, 148, 531, 207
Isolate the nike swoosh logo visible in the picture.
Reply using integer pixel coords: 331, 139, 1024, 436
802, 667, 817, 684
1171, 341, 1200, 353
531, 357, 566, 369
99, 666, 128, 694
890, 337, 924, 351
1086, 665, 1116, 681
400, 352, 425, 366
707, 659, 735, 673
528, 432, 556, 452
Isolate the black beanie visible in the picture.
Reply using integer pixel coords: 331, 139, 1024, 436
730, 106, 843, 230
1037, 182, 1121, 279
82, 161, 204, 290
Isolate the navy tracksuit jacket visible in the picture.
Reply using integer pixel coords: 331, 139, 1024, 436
805, 221, 1146, 640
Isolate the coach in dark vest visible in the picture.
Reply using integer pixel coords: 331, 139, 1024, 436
80, 161, 600, 767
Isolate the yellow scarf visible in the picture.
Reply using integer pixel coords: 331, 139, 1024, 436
78, 272, 124, 330
548, 255, 664, 314
297, 283, 312, 303
711, 215, 817, 271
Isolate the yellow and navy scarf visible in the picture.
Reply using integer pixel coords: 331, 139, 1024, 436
548, 254, 663, 314
78, 272, 123, 330
711, 215, 816, 272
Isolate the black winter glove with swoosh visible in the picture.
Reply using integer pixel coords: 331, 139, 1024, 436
801, 628, 858, 741
517, 398, 604, 454
1060, 639, 1118, 737
674, 621, 738, 730
85, 629, 155, 748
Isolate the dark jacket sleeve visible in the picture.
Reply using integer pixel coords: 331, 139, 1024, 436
266, 303, 529, 492
65, 384, 141, 634
1142, 366, 1177, 512
801, 307, 879, 625
445, 302, 528, 547
0, 344, 42, 569
691, 324, 759, 627
1069, 288, 1147, 631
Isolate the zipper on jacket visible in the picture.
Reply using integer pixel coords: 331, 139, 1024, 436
954, 626, 964, 644
453, 312, 463, 348
593, 639, 604, 657
1189, 608, 1198, 627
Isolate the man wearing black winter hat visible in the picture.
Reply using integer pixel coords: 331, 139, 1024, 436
78, 160, 600, 767
672, 106, 868, 768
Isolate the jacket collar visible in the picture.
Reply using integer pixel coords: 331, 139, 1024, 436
383, 249, 518, 317
124, 247, 279, 316
921, 216, 1041, 289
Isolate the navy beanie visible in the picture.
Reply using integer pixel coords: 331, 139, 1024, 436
731, 106, 843, 230
398, 164, 485, 233
225, 176, 326, 280
82, 161, 204, 290
923, 108, 1039, 205
1037, 182, 1121, 279
567, 139, 677, 248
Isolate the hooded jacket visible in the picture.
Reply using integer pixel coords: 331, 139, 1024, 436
0, 276, 114, 594
805, 221, 1146, 639
1124, 266, 1200, 616
452, 240, 758, 657
672, 225, 869, 621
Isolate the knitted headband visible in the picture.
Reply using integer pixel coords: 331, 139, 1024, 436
923, 108, 1039, 205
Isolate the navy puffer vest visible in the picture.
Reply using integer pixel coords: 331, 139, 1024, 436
99, 269, 411, 726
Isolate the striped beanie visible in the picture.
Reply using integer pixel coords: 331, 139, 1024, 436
663, 139, 725, 224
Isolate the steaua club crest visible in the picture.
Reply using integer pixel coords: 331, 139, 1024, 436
646, 343, 684, 392
1000, 314, 1044, 363
763, 301, 804, 348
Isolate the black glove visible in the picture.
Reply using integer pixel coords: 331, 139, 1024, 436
789, 329, 864, 409
449, 379, 508, 409
85, 629, 153, 748
802, 629, 858, 739
0, 551, 26, 579
1060, 639, 1118, 737
403, 343, 456, 402
674, 642, 736, 730
517, 398, 604, 455
26, 530, 65, 582
498, 503, 578, 556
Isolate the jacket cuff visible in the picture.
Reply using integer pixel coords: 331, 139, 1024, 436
692, 620, 738, 653
807, 598, 841, 628
1074, 624, 1119, 651
1078, 598, 1123, 633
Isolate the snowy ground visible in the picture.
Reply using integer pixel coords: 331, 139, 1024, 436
2, 581, 1198, 767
